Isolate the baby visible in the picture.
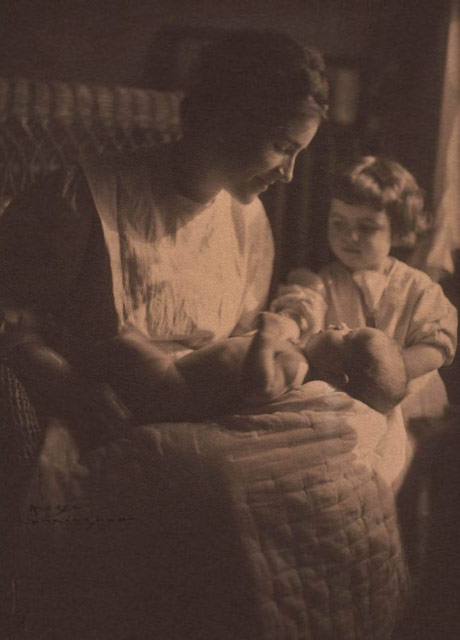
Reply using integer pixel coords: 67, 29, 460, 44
103, 312, 408, 423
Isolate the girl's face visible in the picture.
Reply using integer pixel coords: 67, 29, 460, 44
223, 112, 321, 204
328, 199, 392, 271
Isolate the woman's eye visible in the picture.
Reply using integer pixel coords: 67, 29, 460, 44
273, 142, 290, 154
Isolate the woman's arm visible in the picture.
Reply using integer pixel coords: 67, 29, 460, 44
1, 320, 132, 446
0, 168, 131, 445
103, 328, 194, 422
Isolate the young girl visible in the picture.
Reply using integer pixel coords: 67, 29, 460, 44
271, 156, 457, 481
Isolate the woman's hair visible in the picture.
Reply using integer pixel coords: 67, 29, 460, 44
331, 156, 430, 248
181, 29, 329, 136
344, 330, 408, 414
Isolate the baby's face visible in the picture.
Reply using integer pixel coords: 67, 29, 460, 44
303, 324, 378, 384
328, 199, 392, 271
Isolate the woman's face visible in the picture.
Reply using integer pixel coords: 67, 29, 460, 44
222, 112, 321, 204
328, 199, 392, 271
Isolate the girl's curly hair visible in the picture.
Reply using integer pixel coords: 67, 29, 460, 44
331, 156, 431, 248
182, 29, 329, 135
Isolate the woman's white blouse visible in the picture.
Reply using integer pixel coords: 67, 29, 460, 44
84, 152, 274, 356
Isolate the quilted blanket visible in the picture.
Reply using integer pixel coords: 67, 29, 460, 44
17, 381, 408, 640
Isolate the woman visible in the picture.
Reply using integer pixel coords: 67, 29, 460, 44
0, 29, 329, 447
0, 29, 331, 637
0, 34, 410, 639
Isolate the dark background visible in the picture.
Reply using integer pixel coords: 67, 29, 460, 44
1, 4, 459, 635
0, 0, 377, 85
0, 0, 448, 260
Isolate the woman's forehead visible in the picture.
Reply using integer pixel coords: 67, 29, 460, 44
266, 112, 321, 146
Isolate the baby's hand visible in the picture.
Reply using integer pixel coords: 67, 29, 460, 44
287, 268, 326, 295
270, 286, 327, 340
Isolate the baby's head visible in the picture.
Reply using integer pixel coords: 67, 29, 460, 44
303, 325, 407, 413
328, 156, 429, 271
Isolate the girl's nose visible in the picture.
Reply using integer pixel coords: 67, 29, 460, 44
344, 226, 359, 242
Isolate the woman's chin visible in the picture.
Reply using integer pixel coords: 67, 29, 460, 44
229, 186, 259, 205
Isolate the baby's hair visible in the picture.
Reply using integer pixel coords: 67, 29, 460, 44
343, 330, 408, 414
331, 156, 431, 248
182, 29, 329, 135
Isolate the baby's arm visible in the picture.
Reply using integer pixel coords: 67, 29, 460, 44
269, 268, 327, 343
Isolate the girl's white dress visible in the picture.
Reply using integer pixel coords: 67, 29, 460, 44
272, 258, 458, 486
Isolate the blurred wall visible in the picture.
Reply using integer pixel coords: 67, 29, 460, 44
0, 0, 376, 85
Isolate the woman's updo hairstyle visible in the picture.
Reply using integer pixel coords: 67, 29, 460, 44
331, 156, 430, 248
181, 29, 329, 138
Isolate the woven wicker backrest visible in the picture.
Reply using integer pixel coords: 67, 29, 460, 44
0, 77, 183, 210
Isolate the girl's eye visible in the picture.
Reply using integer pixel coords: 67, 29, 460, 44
330, 219, 347, 231
359, 225, 378, 234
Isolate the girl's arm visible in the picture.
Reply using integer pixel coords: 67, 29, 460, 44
403, 275, 457, 380
402, 344, 446, 381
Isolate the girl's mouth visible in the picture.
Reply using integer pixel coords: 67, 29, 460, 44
341, 246, 361, 254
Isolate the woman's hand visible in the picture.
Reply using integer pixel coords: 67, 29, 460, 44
6, 337, 133, 449
0, 306, 40, 356
36, 417, 89, 507
62, 374, 134, 443
242, 312, 309, 407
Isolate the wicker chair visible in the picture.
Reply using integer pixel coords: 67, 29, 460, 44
0, 76, 182, 212
0, 77, 182, 637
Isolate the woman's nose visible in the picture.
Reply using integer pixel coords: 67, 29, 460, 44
277, 157, 295, 183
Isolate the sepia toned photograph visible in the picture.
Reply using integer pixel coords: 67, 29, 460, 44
0, 1, 459, 638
